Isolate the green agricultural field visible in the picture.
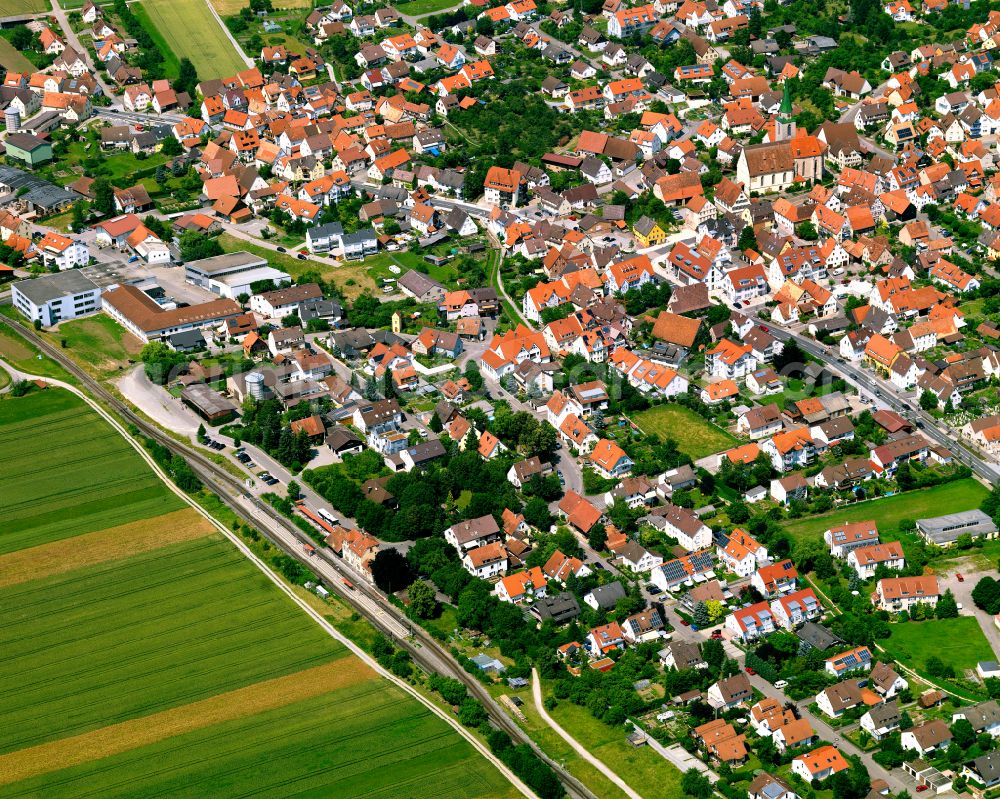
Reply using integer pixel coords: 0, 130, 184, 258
0, 683, 520, 799
141, 0, 248, 79
0, 36, 34, 73
0, 390, 182, 553
881, 617, 994, 677
780, 479, 991, 545
0, 389, 518, 798
631, 403, 738, 460
0, 537, 345, 753
0, 0, 48, 14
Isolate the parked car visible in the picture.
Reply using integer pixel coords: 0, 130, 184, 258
956, 573, 964, 582
276, 246, 286, 252
679, 619, 689, 626
745, 666, 756, 675
774, 680, 788, 689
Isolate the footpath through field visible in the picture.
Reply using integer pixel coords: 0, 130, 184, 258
531, 669, 644, 799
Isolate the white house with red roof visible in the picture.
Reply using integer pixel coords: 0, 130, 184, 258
495, 567, 547, 603
725, 601, 776, 642
751, 560, 799, 597
589, 439, 633, 479
717, 527, 768, 576
770, 588, 821, 629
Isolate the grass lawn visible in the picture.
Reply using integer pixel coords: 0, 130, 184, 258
0, 36, 35, 72
780, 479, 991, 545
219, 233, 390, 300
545, 689, 683, 799
501, 684, 632, 799
0, 320, 77, 384
631, 403, 738, 460
880, 617, 994, 678
41, 315, 143, 380
395, 0, 464, 13
141, 0, 248, 79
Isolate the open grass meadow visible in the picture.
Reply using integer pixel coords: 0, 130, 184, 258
780, 479, 991, 545
0, 319, 76, 383
880, 617, 994, 677
0, 389, 520, 798
631, 403, 738, 460
0, 389, 183, 554
43, 315, 143, 379
141, 0, 248, 79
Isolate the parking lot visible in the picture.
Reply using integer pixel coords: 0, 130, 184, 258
82, 259, 219, 306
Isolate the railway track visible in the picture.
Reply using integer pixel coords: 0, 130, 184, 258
5, 317, 598, 799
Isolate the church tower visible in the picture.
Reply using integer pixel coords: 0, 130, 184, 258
775, 82, 795, 142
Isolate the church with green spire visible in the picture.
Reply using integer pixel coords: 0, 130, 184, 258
775, 83, 795, 142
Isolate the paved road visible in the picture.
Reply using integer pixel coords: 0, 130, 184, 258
767, 326, 1000, 485
531, 668, 642, 799
739, 655, 910, 793
50, 0, 118, 100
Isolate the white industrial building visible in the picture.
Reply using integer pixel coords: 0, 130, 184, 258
11, 270, 102, 326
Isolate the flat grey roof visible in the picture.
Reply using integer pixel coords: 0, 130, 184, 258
181, 383, 238, 416
184, 251, 268, 275
210, 266, 291, 287
917, 509, 996, 538
13, 270, 100, 305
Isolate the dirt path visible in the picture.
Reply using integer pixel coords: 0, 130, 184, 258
0, 658, 373, 786
531, 668, 644, 799
0, 507, 215, 589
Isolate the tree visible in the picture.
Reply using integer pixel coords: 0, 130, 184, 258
935, 589, 959, 619
951, 718, 975, 749
371, 548, 413, 593
681, 768, 712, 799
693, 601, 710, 628
176, 57, 199, 97
587, 522, 606, 552
9, 25, 32, 50
71, 200, 88, 231
407, 578, 437, 618
429, 412, 443, 433
973, 576, 1000, 615
919, 389, 939, 411
523, 496, 553, 530
286, 480, 300, 500
196, 423, 206, 442
92, 177, 114, 216
179, 229, 224, 262
161, 136, 182, 156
